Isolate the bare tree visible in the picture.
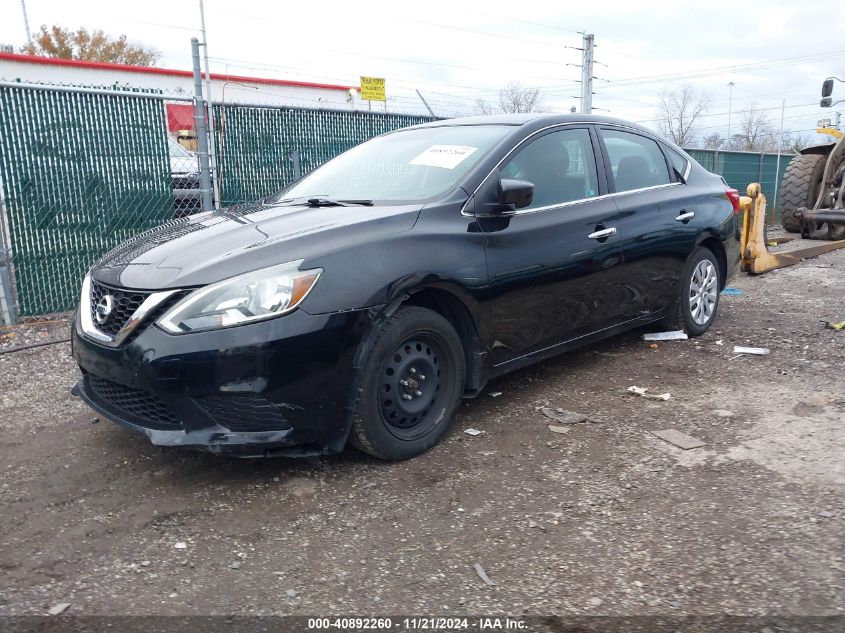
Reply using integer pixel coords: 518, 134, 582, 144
499, 81, 543, 113
736, 106, 775, 151
786, 132, 811, 153
21, 25, 161, 66
656, 84, 711, 147
476, 82, 544, 115
475, 98, 494, 115
703, 132, 724, 150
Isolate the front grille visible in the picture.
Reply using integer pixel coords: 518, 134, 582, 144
90, 281, 151, 336
86, 374, 181, 430
193, 394, 291, 432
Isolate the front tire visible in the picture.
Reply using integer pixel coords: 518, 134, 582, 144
661, 246, 721, 336
350, 306, 466, 460
779, 154, 826, 233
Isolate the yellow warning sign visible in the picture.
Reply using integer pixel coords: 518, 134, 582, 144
360, 76, 386, 101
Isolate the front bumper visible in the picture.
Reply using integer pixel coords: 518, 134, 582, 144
71, 307, 373, 457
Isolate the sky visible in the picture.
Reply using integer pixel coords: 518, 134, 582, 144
2, 0, 844, 145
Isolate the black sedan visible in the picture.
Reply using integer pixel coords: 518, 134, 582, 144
72, 114, 741, 460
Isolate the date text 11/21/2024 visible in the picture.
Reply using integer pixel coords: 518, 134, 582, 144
306, 617, 529, 630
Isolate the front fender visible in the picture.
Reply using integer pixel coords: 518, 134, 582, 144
300, 199, 490, 331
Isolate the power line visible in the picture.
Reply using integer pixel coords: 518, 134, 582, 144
202, 35, 579, 86
474, 11, 582, 35
634, 101, 818, 125
601, 49, 845, 89
207, 55, 533, 97
693, 112, 822, 135
213, 7, 571, 51
372, 14, 570, 49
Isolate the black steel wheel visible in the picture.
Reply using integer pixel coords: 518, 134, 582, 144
379, 335, 448, 440
350, 306, 465, 460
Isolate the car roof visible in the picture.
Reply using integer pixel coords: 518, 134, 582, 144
401, 112, 684, 156
407, 112, 649, 130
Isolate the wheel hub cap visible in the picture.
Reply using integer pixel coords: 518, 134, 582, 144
689, 260, 717, 326
381, 338, 441, 430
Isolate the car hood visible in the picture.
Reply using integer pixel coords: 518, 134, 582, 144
91, 200, 422, 289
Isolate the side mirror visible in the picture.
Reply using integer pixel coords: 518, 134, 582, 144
498, 178, 534, 210
820, 96, 832, 108
822, 78, 834, 98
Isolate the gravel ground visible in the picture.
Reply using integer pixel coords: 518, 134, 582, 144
0, 243, 843, 620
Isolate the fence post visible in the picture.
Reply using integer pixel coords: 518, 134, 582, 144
0, 254, 16, 326
0, 265, 14, 326
0, 191, 17, 325
773, 150, 783, 223
191, 38, 214, 213
290, 150, 302, 181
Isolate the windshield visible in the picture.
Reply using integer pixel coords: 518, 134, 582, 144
279, 125, 511, 204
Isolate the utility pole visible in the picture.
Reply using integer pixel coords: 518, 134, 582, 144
191, 38, 213, 213
198, 0, 218, 208
726, 81, 735, 146
773, 98, 786, 222
580, 33, 594, 114
20, 0, 32, 46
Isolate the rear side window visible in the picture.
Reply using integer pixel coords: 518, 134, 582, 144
600, 128, 671, 193
665, 146, 690, 181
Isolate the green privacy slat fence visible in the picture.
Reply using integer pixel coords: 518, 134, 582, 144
0, 81, 806, 319
212, 105, 435, 206
0, 85, 172, 315
686, 149, 792, 218
211, 108, 796, 212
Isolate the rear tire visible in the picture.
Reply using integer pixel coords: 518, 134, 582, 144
660, 246, 721, 337
350, 307, 465, 460
779, 154, 826, 233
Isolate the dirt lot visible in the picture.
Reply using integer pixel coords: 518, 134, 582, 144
1, 242, 843, 620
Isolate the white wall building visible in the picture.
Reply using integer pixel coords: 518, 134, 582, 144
0, 52, 362, 110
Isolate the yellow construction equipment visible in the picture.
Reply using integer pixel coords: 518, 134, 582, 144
779, 77, 845, 237
739, 182, 845, 274
816, 126, 844, 140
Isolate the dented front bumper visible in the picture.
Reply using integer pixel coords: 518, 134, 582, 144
71, 307, 373, 457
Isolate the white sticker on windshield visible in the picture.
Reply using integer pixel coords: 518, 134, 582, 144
409, 145, 478, 170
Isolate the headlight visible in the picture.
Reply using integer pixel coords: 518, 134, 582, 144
157, 260, 321, 333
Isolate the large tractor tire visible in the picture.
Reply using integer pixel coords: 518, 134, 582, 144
779, 154, 826, 233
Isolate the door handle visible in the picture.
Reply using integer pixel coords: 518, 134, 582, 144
675, 211, 695, 222
587, 227, 617, 240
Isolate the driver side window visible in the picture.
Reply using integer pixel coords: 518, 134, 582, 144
502, 128, 599, 210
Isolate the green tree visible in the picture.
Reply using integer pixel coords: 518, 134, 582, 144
21, 25, 161, 66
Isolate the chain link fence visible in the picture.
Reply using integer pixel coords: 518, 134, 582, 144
0, 83, 180, 317
212, 104, 433, 206
686, 149, 792, 221
0, 79, 433, 321
0, 77, 801, 322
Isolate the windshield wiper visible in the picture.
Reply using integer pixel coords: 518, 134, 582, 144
274, 195, 374, 207
305, 197, 373, 207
